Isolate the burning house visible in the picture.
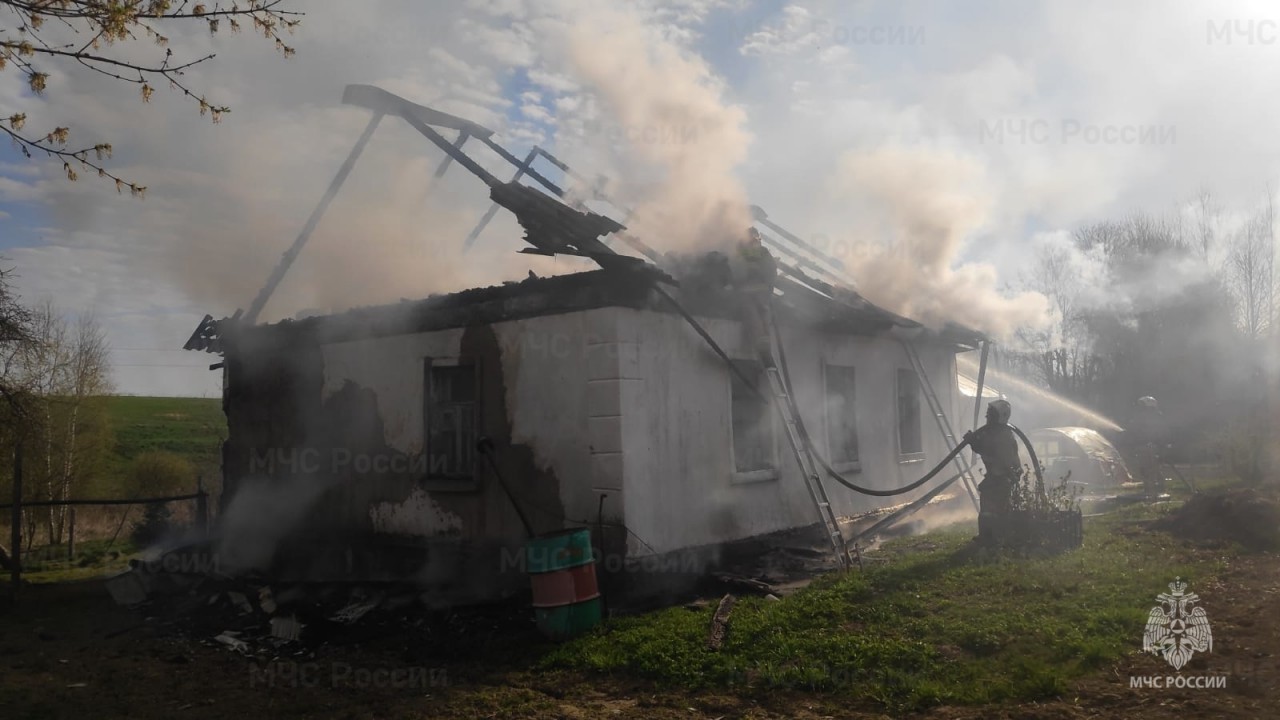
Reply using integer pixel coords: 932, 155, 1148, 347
187, 86, 988, 607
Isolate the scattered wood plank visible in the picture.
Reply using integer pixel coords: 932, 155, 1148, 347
711, 572, 775, 595
706, 593, 736, 651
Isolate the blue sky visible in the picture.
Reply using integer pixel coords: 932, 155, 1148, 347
4, 0, 1280, 395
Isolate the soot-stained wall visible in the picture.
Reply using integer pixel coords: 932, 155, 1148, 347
221, 296, 965, 599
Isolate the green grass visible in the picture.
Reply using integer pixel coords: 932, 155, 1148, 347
7, 397, 223, 559
103, 395, 226, 483
543, 503, 1229, 712
20, 538, 140, 583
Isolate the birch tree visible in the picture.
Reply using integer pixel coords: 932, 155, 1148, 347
18, 302, 112, 546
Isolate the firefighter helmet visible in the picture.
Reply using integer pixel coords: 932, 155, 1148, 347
989, 399, 1012, 424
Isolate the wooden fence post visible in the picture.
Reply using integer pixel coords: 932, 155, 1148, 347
11, 443, 22, 595
195, 475, 208, 534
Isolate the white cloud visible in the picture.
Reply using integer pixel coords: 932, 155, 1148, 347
740, 5, 823, 56
0, 175, 50, 203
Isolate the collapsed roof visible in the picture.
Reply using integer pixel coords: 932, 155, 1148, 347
186, 84, 986, 353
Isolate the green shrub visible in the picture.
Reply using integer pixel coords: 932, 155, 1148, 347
127, 451, 196, 496
131, 502, 172, 547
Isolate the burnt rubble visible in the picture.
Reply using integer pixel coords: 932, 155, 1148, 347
108, 549, 544, 665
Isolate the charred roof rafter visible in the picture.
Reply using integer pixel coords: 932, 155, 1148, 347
179, 84, 980, 354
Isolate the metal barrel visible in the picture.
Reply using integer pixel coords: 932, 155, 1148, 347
525, 528, 601, 640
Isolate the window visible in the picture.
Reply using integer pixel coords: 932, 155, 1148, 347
425, 360, 478, 480
824, 364, 860, 467
1033, 439, 1061, 459
896, 368, 924, 458
730, 360, 776, 476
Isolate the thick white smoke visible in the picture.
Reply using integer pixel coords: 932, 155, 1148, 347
542, 2, 755, 254
825, 145, 1052, 338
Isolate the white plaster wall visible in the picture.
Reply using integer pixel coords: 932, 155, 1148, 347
616, 307, 967, 555
309, 305, 967, 556
320, 328, 465, 458
814, 333, 960, 516
611, 308, 806, 556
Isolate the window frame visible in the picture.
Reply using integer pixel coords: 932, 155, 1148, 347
728, 359, 779, 484
896, 367, 926, 463
822, 362, 862, 474
422, 356, 482, 491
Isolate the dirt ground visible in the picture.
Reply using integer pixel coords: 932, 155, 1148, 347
0, 544, 1275, 720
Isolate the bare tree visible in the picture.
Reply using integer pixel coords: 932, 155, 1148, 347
15, 302, 112, 545
1192, 186, 1220, 263
0, 264, 34, 406
0, 1, 301, 192
53, 313, 111, 541
1016, 239, 1107, 402
1227, 196, 1275, 340
0, 263, 34, 561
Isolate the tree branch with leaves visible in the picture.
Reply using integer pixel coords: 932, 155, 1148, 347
0, 0, 301, 194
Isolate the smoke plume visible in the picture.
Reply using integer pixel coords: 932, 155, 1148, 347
550, 3, 755, 254
826, 145, 1052, 338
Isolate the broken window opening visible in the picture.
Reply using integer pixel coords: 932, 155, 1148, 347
897, 368, 924, 459
824, 364, 860, 468
425, 360, 479, 481
730, 360, 776, 476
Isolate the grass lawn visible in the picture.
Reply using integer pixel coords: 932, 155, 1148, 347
17, 538, 140, 584
4, 485, 1273, 719
542, 502, 1227, 713
103, 395, 225, 483
3, 396, 225, 557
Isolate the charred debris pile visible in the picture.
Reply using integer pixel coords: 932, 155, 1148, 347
107, 550, 543, 661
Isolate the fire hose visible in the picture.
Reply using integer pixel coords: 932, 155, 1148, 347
768, 308, 975, 496
656, 285, 1045, 500
768, 300, 1046, 499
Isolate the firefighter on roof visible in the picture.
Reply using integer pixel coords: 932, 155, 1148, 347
734, 227, 779, 364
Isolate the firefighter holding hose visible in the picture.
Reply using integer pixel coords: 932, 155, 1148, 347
964, 399, 1022, 544
1132, 396, 1167, 497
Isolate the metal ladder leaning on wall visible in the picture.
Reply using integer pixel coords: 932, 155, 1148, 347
762, 335, 858, 571
899, 340, 982, 511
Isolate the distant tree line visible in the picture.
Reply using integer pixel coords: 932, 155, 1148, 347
1008, 187, 1276, 481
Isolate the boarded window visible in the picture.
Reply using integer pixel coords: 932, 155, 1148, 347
896, 368, 924, 456
731, 361, 775, 473
824, 365, 859, 465
425, 361, 478, 479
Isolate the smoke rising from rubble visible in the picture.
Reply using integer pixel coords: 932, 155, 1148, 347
215, 475, 336, 574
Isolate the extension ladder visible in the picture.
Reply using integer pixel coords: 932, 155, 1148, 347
763, 350, 857, 571
899, 340, 982, 511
